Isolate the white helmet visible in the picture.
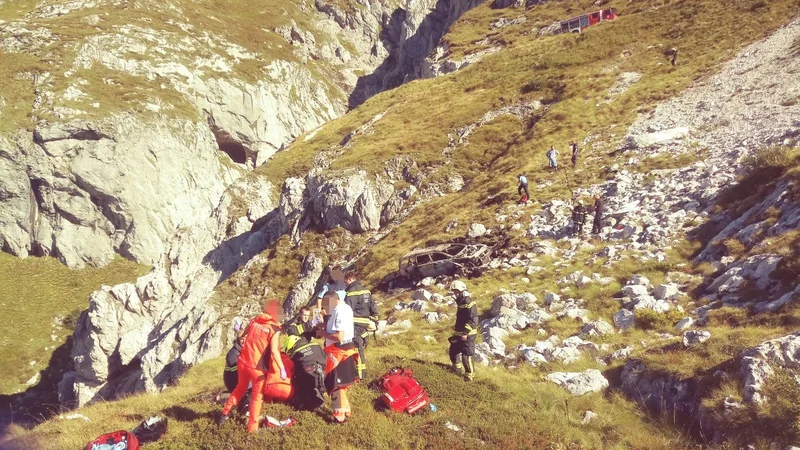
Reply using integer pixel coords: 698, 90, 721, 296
450, 280, 467, 292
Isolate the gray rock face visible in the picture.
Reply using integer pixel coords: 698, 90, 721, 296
1, 118, 235, 268
581, 319, 615, 337
613, 309, 635, 331
307, 169, 394, 233
547, 369, 609, 396
59, 176, 281, 407
283, 253, 324, 316
467, 223, 487, 238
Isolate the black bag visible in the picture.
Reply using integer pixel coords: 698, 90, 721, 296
132, 416, 168, 443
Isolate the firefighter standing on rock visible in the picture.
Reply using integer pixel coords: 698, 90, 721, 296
448, 280, 478, 382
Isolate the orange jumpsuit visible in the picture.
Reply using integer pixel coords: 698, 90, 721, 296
324, 343, 360, 422
221, 313, 279, 433
263, 353, 295, 403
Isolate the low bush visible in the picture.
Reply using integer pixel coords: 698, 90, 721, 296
634, 309, 684, 331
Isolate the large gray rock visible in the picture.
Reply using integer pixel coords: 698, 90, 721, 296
547, 369, 609, 396
581, 319, 615, 337
283, 253, 324, 317
2, 118, 235, 268
626, 127, 690, 149
59, 176, 281, 407
682, 330, 711, 347
306, 169, 394, 233
740, 331, 800, 403
613, 309, 635, 331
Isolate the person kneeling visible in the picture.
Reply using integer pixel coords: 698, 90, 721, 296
263, 351, 295, 404
284, 334, 327, 411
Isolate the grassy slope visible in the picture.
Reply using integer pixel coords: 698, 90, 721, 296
2, 340, 689, 450
0, 0, 346, 133
246, 0, 799, 296
0, 253, 148, 395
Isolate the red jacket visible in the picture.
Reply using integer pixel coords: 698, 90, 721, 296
239, 314, 279, 369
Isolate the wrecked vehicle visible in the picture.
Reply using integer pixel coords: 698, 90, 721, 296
397, 243, 491, 279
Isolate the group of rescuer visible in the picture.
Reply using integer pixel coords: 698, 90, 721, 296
216, 265, 479, 432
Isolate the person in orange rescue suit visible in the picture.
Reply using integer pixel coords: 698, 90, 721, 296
448, 280, 477, 381
217, 299, 285, 433
344, 271, 379, 379
317, 290, 360, 423
262, 350, 295, 404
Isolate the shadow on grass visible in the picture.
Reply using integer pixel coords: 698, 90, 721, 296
0, 337, 73, 434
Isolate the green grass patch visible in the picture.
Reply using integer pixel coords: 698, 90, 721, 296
0, 253, 149, 395
2, 343, 690, 450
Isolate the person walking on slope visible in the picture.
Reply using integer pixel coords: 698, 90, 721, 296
344, 271, 379, 380
671, 48, 679, 66
547, 146, 559, 171
318, 291, 360, 423
571, 201, 587, 236
517, 174, 530, 203
448, 280, 477, 382
218, 299, 285, 433
592, 195, 605, 235
570, 141, 579, 167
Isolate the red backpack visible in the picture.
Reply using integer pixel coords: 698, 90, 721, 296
85, 430, 139, 450
379, 367, 429, 415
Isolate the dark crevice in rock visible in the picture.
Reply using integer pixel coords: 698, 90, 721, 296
206, 115, 252, 167
348, 0, 482, 109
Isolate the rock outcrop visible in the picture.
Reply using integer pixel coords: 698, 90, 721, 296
740, 332, 800, 404
1, 118, 236, 268
59, 175, 280, 407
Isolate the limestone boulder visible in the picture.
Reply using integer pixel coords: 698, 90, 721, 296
547, 369, 609, 396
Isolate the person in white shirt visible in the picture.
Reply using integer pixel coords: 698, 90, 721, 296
318, 291, 359, 423
547, 146, 559, 171
324, 293, 354, 347
517, 174, 530, 203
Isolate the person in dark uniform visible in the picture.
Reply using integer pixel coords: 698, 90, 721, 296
592, 195, 605, 234
671, 48, 679, 66
448, 280, 477, 382
570, 141, 579, 167
223, 328, 245, 392
571, 202, 587, 236
284, 306, 316, 342
283, 335, 326, 411
344, 271, 379, 379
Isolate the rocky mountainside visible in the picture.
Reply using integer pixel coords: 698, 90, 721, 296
2, 0, 800, 448
0, 0, 480, 269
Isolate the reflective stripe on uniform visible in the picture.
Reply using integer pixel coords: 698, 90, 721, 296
346, 290, 371, 297
224, 366, 237, 372
292, 343, 315, 355
353, 317, 373, 326
458, 302, 476, 309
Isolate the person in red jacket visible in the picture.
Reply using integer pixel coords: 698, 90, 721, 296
217, 299, 285, 433
263, 352, 295, 404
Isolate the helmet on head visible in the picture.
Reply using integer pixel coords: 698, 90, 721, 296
450, 280, 467, 292
283, 335, 301, 354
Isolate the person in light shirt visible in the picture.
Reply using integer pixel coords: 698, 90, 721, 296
317, 290, 359, 423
